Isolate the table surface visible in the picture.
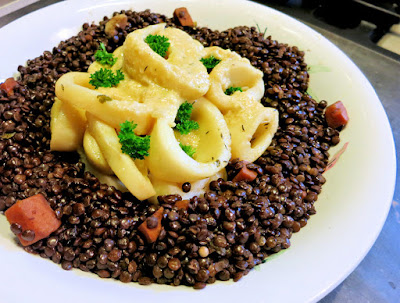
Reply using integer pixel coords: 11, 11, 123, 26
0, 1, 399, 302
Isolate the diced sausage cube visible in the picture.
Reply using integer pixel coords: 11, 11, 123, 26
325, 101, 349, 129
0, 78, 18, 96
173, 7, 194, 27
233, 166, 258, 182
138, 207, 164, 243
5, 194, 61, 246
175, 199, 190, 210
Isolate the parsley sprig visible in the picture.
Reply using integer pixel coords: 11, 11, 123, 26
118, 121, 150, 160
145, 34, 170, 58
200, 55, 221, 73
180, 143, 196, 158
89, 68, 124, 89
94, 43, 117, 66
175, 102, 199, 135
225, 86, 243, 96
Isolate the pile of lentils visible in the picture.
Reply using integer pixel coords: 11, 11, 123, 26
0, 9, 341, 289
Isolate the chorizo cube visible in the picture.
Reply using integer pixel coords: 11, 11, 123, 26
325, 101, 349, 129
173, 7, 194, 27
138, 207, 164, 243
233, 166, 258, 182
0, 77, 18, 96
5, 194, 61, 246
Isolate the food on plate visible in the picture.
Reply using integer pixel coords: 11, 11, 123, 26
0, 7, 349, 289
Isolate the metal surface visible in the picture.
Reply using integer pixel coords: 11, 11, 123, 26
0, 1, 399, 302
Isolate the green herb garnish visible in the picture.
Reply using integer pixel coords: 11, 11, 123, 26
175, 102, 199, 135
89, 68, 124, 89
1, 132, 15, 139
94, 43, 117, 66
176, 119, 199, 135
225, 86, 243, 96
145, 34, 170, 58
118, 121, 151, 160
97, 94, 112, 103
180, 143, 196, 158
200, 55, 221, 72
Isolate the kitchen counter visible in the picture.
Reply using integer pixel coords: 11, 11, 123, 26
1, 1, 399, 302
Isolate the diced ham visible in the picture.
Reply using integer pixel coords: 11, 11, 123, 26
173, 7, 194, 27
138, 207, 164, 243
325, 101, 349, 129
4, 194, 61, 246
0, 78, 18, 96
175, 199, 190, 210
232, 165, 258, 182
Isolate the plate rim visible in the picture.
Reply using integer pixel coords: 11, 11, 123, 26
0, 0, 396, 302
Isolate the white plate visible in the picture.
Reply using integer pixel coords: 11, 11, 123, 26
0, 1, 396, 302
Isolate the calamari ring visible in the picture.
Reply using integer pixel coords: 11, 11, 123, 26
55, 72, 180, 135
201, 46, 245, 62
86, 113, 155, 201
123, 23, 210, 100
206, 59, 264, 113
83, 129, 113, 175
50, 97, 86, 151
146, 98, 231, 182
225, 102, 279, 163
148, 169, 227, 204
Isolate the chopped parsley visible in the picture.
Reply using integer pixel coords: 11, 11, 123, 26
1, 132, 15, 139
145, 34, 170, 58
180, 143, 196, 158
97, 95, 112, 103
225, 86, 243, 96
89, 68, 124, 89
200, 55, 221, 72
118, 121, 150, 160
175, 101, 199, 135
94, 43, 117, 66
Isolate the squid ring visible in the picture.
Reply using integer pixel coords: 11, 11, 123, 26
123, 23, 210, 100
146, 98, 231, 182
225, 101, 279, 163
206, 59, 264, 113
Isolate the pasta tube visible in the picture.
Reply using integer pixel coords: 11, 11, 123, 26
146, 98, 231, 182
